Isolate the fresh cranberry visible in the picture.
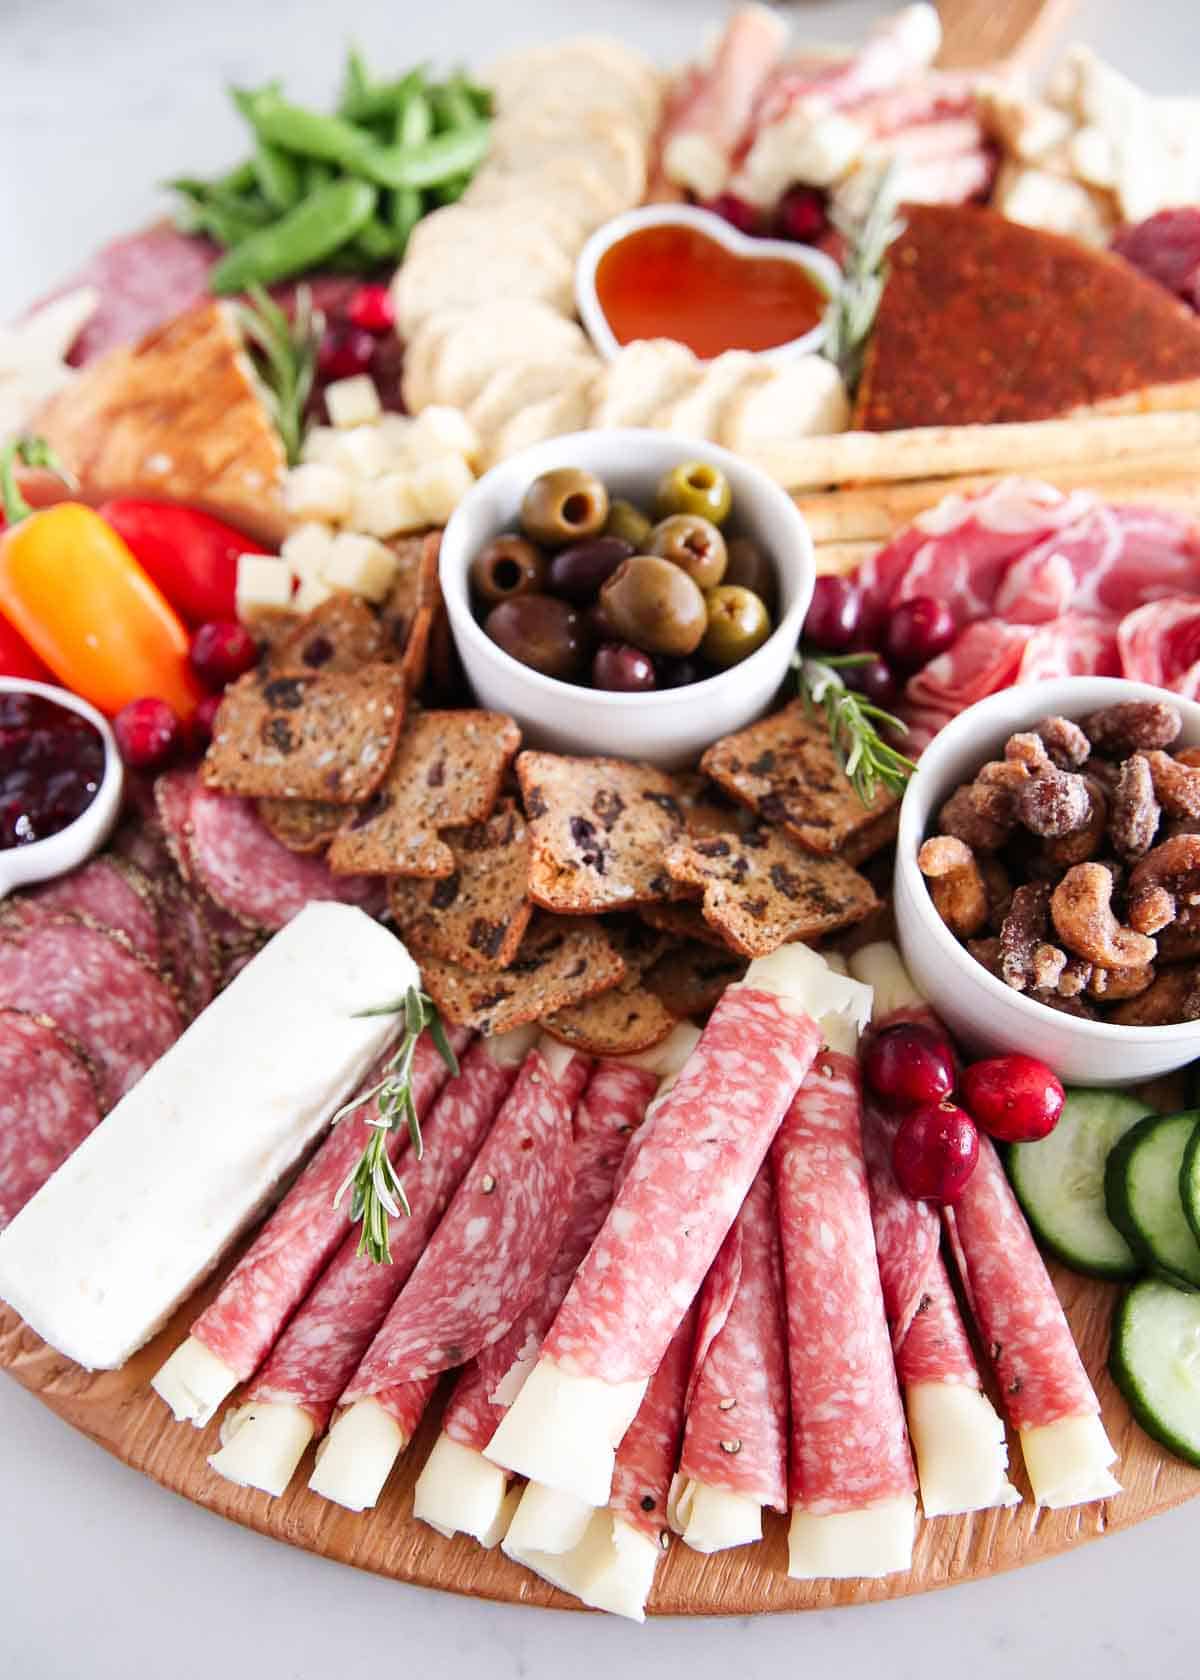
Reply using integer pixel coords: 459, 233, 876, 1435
317, 323, 378, 382
804, 575, 862, 652
893, 1101, 979, 1203
961, 1055, 1066, 1143
884, 596, 957, 671
189, 620, 259, 692
775, 184, 828, 244
593, 643, 657, 693
702, 193, 762, 237
843, 654, 899, 709
113, 698, 182, 772
864, 1021, 957, 1110
345, 283, 395, 335
189, 692, 224, 748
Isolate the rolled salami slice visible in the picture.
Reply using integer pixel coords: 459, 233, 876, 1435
152, 1027, 469, 1426
944, 1130, 1121, 1509
668, 1163, 789, 1553
505, 1306, 698, 1623
486, 945, 865, 1510
206, 1028, 533, 1498
0, 915, 181, 1110
310, 1039, 589, 1512
0, 1011, 102, 1227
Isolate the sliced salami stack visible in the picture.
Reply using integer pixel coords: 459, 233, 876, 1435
0, 1011, 102, 1229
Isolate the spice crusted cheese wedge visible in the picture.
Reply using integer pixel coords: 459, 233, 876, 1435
484, 944, 868, 1510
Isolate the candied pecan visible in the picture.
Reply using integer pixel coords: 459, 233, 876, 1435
978, 853, 1013, 930
1005, 733, 1052, 774
1034, 716, 1090, 769
1043, 777, 1108, 868
1081, 700, 1182, 756
1157, 922, 1200, 963
1032, 943, 1067, 990
1128, 833, 1200, 933
1109, 964, 1200, 1026
1049, 862, 1158, 969
1017, 762, 1092, 839
999, 880, 1052, 991
1057, 956, 1094, 997
1110, 755, 1161, 860
1128, 884, 1174, 936
917, 835, 988, 938
1144, 750, 1200, 820
1177, 747, 1200, 770
1030, 989, 1098, 1020
1087, 962, 1155, 1001
966, 936, 1003, 978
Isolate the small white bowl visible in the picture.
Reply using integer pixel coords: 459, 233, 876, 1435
895, 676, 1200, 1087
440, 429, 815, 767
0, 679, 123, 898
575, 204, 842, 366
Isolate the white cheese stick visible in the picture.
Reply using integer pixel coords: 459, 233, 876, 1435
1020, 1415, 1121, 1509
506, 1509, 662, 1622
0, 905, 415, 1371
412, 1435, 516, 1546
905, 1383, 1021, 1518
787, 1496, 917, 1580
668, 1477, 762, 1553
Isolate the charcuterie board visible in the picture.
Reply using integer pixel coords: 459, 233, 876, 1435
3, 1255, 1198, 1615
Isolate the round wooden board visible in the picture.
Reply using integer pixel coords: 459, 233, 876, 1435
2, 1253, 1198, 1616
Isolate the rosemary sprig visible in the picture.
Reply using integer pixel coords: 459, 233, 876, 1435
822, 163, 904, 395
795, 651, 917, 807
233, 282, 321, 465
332, 986, 459, 1264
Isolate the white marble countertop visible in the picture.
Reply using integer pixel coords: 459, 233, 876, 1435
4, 2, 1199, 1674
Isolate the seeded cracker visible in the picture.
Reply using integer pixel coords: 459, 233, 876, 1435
387, 798, 533, 971
639, 900, 731, 950
273, 592, 390, 676
418, 915, 626, 1035
665, 827, 879, 958
517, 752, 685, 913
645, 940, 748, 1018
701, 699, 898, 861
256, 797, 346, 855
328, 708, 521, 878
201, 664, 403, 803
382, 530, 441, 694
543, 919, 678, 1056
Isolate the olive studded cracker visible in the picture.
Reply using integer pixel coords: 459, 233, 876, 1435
644, 940, 748, 1019
418, 914, 627, 1035
273, 592, 391, 677
639, 899, 731, 951
701, 699, 898, 860
381, 530, 442, 695
517, 752, 686, 913
201, 664, 404, 803
328, 708, 521, 878
543, 917, 678, 1055
665, 826, 879, 959
256, 796, 347, 855
387, 798, 533, 972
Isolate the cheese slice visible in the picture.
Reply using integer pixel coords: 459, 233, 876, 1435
307, 1395, 407, 1511
847, 940, 924, 1020
668, 1474, 763, 1553
1021, 1414, 1121, 1509
413, 1434, 514, 1546
0, 904, 416, 1370
504, 1480, 596, 1557
906, 1383, 1020, 1518
506, 1508, 662, 1622
787, 1493, 916, 1580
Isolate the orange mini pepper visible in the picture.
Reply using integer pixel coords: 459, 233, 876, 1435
0, 438, 203, 718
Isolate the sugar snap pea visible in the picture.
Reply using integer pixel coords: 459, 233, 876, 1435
387, 87, 432, 244
252, 139, 302, 211
363, 121, 490, 191
354, 215, 402, 262
235, 86, 379, 173
431, 78, 477, 133
340, 65, 428, 126
210, 177, 377, 292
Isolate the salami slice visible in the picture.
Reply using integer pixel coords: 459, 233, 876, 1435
151, 873, 219, 1019
674, 1164, 788, 1513
943, 1132, 1100, 1432
0, 1011, 102, 1227
0, 915, 181, 1110
773, 1051, 915, 1515
610, 1305, 697, 1547
189, 1030, 467, 1384
342, 1044, 588, 1402
443, 1061, 659, 1455
897, 1251, 981, 1390
860, 1101, 942, 1353
13, 857, 162, 971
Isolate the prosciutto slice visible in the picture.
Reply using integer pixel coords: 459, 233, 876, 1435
661, 4, 789, 198
754, 3, 943, 129
1119, 596, 1200, 697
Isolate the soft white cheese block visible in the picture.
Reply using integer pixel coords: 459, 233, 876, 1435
0, 904, 417, 1370
847, 941, 923, 1021
906, 1383, 1020, 1518
1021, 1415, 1121, 1509
413, 1434, 513, 1546
787, 1494, 916, 1580
668, 1474, 763, 1553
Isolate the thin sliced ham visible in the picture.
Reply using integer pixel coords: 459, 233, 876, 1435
661, 4, 789, 199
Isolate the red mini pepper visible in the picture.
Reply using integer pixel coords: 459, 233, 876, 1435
98, 498, 264, 625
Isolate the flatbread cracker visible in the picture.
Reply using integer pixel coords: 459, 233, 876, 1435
328, 708, 521, 878
419, 915, 626, 1035
256, 797, 345, 855
274, 592, 389, 676
701, 699, 898, 858
387, 798, 532, 971
639, 899, 730, 950
542, 918, 676, 1055
517, 752, 685, 913
665, 827, 880, 959
201, 664, 403, 803
644, 941, 748, 1019
381, 529, 441, 695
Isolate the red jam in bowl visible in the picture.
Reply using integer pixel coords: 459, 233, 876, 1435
0, 691, 105, 849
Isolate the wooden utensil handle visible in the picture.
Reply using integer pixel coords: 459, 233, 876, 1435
936, 0, 1078, 69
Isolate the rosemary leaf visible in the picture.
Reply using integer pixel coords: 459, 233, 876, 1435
822, 163, 904, 396
795, 652, 917, 808
233, 282, 322, 466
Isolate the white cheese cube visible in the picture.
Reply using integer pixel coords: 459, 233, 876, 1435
406, 405, 481, 467
326, 374, 382, 429
322, 532, 399, 603
410, 454, 475, 525
283, 462, 354, 524
236, 553, 294, 621
294, 572, 336, 613
280, 522, 335, 583
300, 425, 341, 466
351, 474, 427, 538
331, 424, 393, 481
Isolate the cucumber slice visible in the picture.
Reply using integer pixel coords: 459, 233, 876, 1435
1111, 1278, 1200, 1466
1105, 1111, 1200, 1291
1008, 1088, 1149, 1279
1182, 1125, 1200, 1249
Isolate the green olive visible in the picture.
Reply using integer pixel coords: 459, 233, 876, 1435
470, 535, 547, 605
701, 586, 772, 668
520, 467, 609, 548
649, 514, 727, 590
600, 555, 707, 657
654, 460, 733, 526
605, 498, 654, 550
723, 536, 777, 613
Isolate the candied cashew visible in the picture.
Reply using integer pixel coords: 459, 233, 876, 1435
1128, 884, 1174, 936
1110, 755, 1161, 861
1145, 750, 1200, 820
1177, 747, 1200, 770
1081, 700, 1182, 756
1034, 716, 1090, 769
1087, 962, 1155, 1001
1109, 964, 1200, 1026
937, 784, 1011, 851
1043, 777, 1108, 868
918, 835, 989, 938
1128, 833, 1200, 934
1049, 862, 1157, 969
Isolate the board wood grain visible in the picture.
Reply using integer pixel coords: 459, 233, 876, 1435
3, 1251, 1198, 1616
936, 0, 1079, 70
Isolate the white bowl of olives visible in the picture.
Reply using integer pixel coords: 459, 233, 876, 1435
439, 429, 815, 767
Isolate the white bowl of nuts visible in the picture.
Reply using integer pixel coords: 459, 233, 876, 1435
895, 676, 1200, 1087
